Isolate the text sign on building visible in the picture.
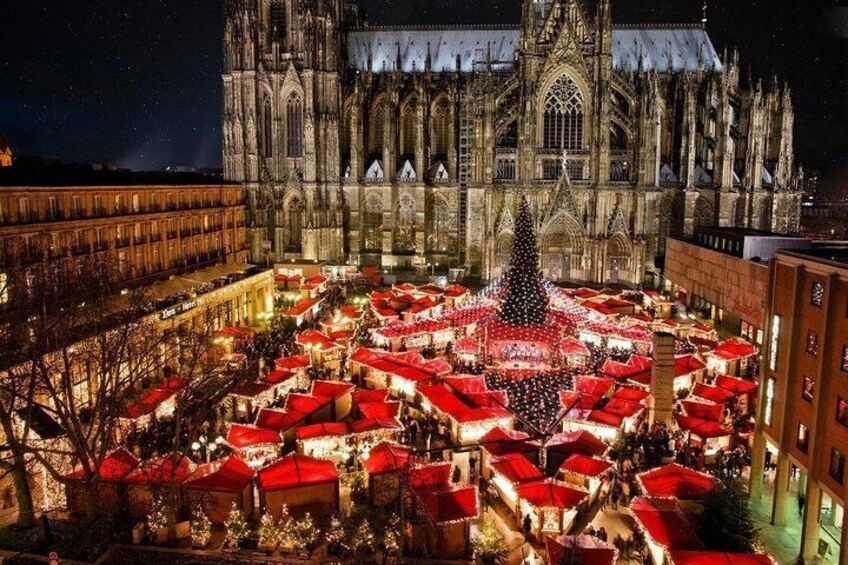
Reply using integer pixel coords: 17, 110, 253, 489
161, 299, 198, 321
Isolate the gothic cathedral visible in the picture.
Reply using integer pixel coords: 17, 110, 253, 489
222, 0, 802, 286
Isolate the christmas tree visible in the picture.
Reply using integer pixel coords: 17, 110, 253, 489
499, 196, 548, 326
223, 502, 250, 548
190, 505, 212, 548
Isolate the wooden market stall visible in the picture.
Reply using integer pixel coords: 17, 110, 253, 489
540, 431, 608, 476
254, 408, 308, 446
558, 454, 612, 502
64, 448, 139, 516
514, 480, 589, 541
225, 423, 282, 468
545, 535, 617, 565
489, 453, 544, 513
183, 455, 255, 524
479, 426, 538, 479
637, 464, 719, 501
257, 454, 339, 518
362, 441, 414, 506
630, 497, 703, 565
122, 453, 196, 518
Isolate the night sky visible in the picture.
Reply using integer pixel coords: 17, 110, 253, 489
1, 1, 845, 190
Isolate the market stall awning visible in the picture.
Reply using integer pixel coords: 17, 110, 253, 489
560, 390, 602, 411
682, 400, 724, 423
352, 389, 390, 405
296, 422, 351, 441
229, 381, 275, 399
515, 480, 588, 510
453, 336, 480, 355
358, 401, 401, 419
479, 426, 536, 456
310, 380, 355, 399
417, 485, 478, 524
362, 441, 413, 475
444, 375, 488, 394
349, 417, 404, 434
65, 448, 139, 482
602, 397, 644, 419
257, 454, 339, 490
298, 329, 342, 351
559, 454, 612, 478
275, 355, 311, 371
712, 339, 757, 359
637, 464, 719, 500
122, 388, 175, 420
254, 408, 308, 432
541, 431, 608, 457
714, 374, 759, 396
264, 369, 297, 385
122, 453, 195, 485
184, 456, 255, 493
226, 424, 282, 449
575, 375, 615, 397
674, 414, 732, 439
285, 393, 334, 414
692, 383, 735, 404
545, 535, 617, 565
408, 463, 452, 489
631, 497, 702, 550
675, 355, 706, 377
613, 387, 650, 403
490, 453, 544, 483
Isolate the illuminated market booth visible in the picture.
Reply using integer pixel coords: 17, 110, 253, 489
362, 441, 414, 506
630, 497, 703, 565
514, 479, 588, 541
417, 384, 514, 444
637, 464, 719, 506
489, 453, 545, 512
558, 454, 613, 501
122, 453, 196, 518
479, 426, 538, 479
539, 431, 608, 476
183, 455, 255, 524
257, 453, 339, 518
674, 414, 733, 455
225, 423, 282, 468
254, 408, 307, 445
64, 448, 139, 516
545, 534, 617, 565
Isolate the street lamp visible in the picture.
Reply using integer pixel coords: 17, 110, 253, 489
192, 434, 225, 463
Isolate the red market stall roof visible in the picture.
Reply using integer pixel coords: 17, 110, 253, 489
160, 377, 190, 390
631, 497, 702, 550
479, 426, 536, 456
264, 369, 296, 385
417, 485, 478, 524
444, 375, 488, 394
692, 383, 736, 405
184, 456, 255, 493
712, 339, 757, 359
682, 400, 724, 423
310, 380, 355, 399
258, 454, 339, 491
423, 358, 453, 375
675, 414, 732, 439
546, 535, 617, 565
676, 355, 706, 377
637, 464, 719, 500
453, 336, 480, 355
362, 442, 413, 475
465, 390, 509, 408
296, 422, 351, 441
408, 463, 452, 489
65, 448, 139, 482
215, 326, 256, 340
542, 431, 608, 457
374, 318, 449, 339
575, 375, 615, 397
560, 337, 591, 358
560, 390, 602, 411
287, 297, 321, 317
490, 453, 544, 483
122, 388, 175, 419
669, 551, 775, 565
255, 408, 308, 432
352, 389, 389, 405
298, 330, 341, 351
560, 454, 612, 478
585, 410, 623, 428
275, 355, 311, 371
349, 417, 404, 434
285, 393, 334, 414
123, 453, 195, 485
516, 480, 588, 510
358, 401, 401, 419
600, 357, 652, 381
444, 284, 469, 298
715, 374, 759, 396
226, 424, 282, 449
350, 348, 441, 383
613, 387, 650, 403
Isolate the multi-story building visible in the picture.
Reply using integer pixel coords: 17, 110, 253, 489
0, 170, 249, 305
223, 0, 802, 286
663, 227, 812, 341
751, 248, 848, 563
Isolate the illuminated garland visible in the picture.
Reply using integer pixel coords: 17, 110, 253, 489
190, 505, 212, 548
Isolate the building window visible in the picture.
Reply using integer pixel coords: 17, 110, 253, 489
838, 397, 848, 428
769, 315, 781, 371
0, 272, 7, 304
842, 346, 848, 372
286, 93, 303, 158
764, 377, 775, 426
796, 422, 809, 453
830, 448, 846, 484
802, 377, 815, 403
432, 98, 450, 159
806, 330, 819, 356
543, 73, 584, 150
369, 103, 385, 159
811, 281, 824, 307
261, 97, 273, 158
400, 96, 418, 158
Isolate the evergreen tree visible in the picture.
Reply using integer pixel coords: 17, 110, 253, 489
499, 196, 549, 326
698, 479, 759, 553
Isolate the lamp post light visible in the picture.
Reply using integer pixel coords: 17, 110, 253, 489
191, 434, 225, 464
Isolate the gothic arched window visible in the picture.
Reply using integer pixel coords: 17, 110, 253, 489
261, 97, 273, 157
369, 103, 385, 160
394, 193, 416, 252
400, 97, 418, 158
341, 103, 352, 163
286, 197, 303, 251
427, 194, 453, 254
286, 93, 303, 158
363, 192, 383, 252
432, 98, 450, 160
543, 74, 584, 150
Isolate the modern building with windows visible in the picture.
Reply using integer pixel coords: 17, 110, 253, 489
223, 0, 802, 286
751, 248, 848, 564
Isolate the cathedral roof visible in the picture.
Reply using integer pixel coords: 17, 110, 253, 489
611, 26, 722, 72
347, 27, 520, 73
347, 25, 721, 74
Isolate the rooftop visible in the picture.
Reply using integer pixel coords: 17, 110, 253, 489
0, 168, 232, 188
778, 246, 848, 269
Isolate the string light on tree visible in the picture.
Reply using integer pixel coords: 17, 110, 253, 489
499, 196, 549, 326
